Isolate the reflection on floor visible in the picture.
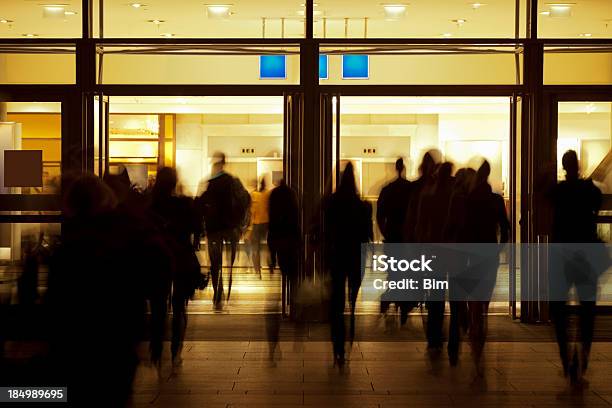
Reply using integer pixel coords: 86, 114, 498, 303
127, 315, 612, 408
190, 246, 517, 315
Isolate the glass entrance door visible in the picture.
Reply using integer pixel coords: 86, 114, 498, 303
329, 95, 521, 315
555, 98, 612, 306
102, 95, 287, 314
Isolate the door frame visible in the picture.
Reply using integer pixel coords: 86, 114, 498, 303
321, 90, 523, 316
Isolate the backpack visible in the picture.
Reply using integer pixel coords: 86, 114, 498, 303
229, 177, 251, 232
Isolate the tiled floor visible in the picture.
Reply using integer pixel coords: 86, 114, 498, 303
129, 338, 612, 407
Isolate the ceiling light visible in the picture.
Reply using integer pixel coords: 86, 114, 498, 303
548, 3, 574, 17
471, 3, 487, 9
42, 4, 67, 19
148, 19, 165, 25
580, 33, 592, 37
0, 19, 13, 24
161, 33, 174, 37
442, 33, 453, 37
451, 18, 467, 26
64, 10, 77, 16
382, 4, 408, 20
130, 3, 145, 8
539, 11, 551, 15
23, 33, 38, 37
206, 4, 232, 19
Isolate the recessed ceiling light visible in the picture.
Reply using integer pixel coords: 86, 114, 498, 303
471, 3, 487, 9
161, 33, 174, 37
548, 3, 574, 17
442, 33, 453, 37
64, 10, 77, 16
148, 19, 165, 25
206, 4, 233, 19
382, 4, 408, 20
42, 4, 67, 19
23, 33, 38, 37
451, 18, 467, 26
130, 3, 145, 8
539, 11, 551, 15
580, 33, 593, 37
0, 19, 13, 24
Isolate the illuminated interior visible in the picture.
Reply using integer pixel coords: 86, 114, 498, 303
0, 0, 610, 38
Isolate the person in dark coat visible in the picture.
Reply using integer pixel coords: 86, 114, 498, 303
550, 149, 603, 388
150, 167, 201, 367
415, 161, 455, 353
197, 152, 250, 307
324, 162, 373, 367
376, 158, 415, 323
463, 160, 510, 379
443, 167, 476, 366
47, 174, 148, 406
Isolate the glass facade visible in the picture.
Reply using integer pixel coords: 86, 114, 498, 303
0, 0, 610, 321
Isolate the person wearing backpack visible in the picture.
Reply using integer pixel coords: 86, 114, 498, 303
198, 152, 251, 308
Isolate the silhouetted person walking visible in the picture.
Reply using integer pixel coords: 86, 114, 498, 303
48, 174, 147, 406
415, 161, 454, 354
377, 158, 415, 323
402, 151, 441, 354
550, 150, 603, 388
198, 152, 250, 308
324, 162, 373, 367
104, 170, 173, 371
444, 167, 476, 366
464, 160, 509, 380
150, 167, 201, 367
268, 179, 300, 316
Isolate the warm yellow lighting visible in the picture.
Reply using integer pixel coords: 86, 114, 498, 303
382, 4, 408, 20
130, 3, 145, 8
471, 3, 487, 9
580, 33, 592, 37
64, 10, 77, 16
548, 3, 574, 17
42, 4, 67, 19
539, 11, 551, 15
0, 19, 13, 24
206, 4, 233, 19
148, 19, 165, 25
297, 10, 322, 16
451, 18, 467, 26
442, 33, 453, 37
22, 33, 38, 37
161, 33, 174, 37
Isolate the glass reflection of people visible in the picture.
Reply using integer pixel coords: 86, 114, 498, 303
376, 158, 415, 324
249, 176, 271, 278
550, 150, 603, 388
324, 162, 373, 367
464, 160, 510, 381
198, 152, 250, 308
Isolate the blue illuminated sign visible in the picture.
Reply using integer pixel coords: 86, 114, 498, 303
259, 55, 287, 79
342, 54, 369, 79
319, 54, 328, 80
